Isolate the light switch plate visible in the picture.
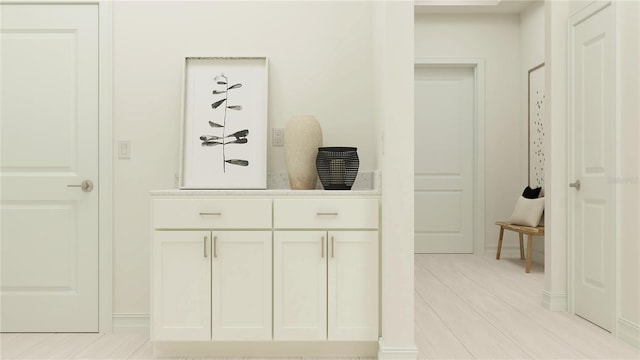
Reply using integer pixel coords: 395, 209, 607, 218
118, 140, 131, 159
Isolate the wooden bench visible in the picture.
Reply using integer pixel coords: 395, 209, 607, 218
495, 221, 545, 273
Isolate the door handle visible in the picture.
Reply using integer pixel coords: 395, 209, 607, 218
67, 180, 94, 193
569, 180, 581, 191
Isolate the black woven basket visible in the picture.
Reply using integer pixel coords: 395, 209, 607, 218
316, 147, 359, 190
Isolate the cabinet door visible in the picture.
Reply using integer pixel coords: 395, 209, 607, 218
152, 231, 211, 341
328, 231, 378, 340
274, 231, 327, 340
212, 231, 272, 340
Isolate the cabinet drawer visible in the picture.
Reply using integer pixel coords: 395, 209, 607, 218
274, 198, 378, 229
153, 199, 272, 229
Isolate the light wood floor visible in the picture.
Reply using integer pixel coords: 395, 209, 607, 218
1, 254, 638, 359
415, 254, 639, 359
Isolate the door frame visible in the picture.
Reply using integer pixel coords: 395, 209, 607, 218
98, 0, 114, 333
414, 58, 486, 254
566, 0, 618, 334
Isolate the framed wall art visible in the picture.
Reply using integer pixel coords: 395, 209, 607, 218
528, 62, 545, 188
179, 57, 268, 189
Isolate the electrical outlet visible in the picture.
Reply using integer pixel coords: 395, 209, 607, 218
272, 128, 284, 146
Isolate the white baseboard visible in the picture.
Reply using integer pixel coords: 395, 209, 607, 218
155, 341, 377, 358
112, 313, 150, 334
618, 317, 640, 348
377, 338, 418, 360
542, 290, 568, 311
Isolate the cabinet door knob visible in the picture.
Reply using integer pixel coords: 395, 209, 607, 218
317, 212, 338, 216
200, 212, 222, 216
321, 236, 325, 258
213, 236, 218, 258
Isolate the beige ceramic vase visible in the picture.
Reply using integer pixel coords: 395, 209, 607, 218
284, 115, 323, 190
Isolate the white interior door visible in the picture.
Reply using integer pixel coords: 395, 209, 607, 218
414, 66, 475, 253
570, 2, 615, 332
0, 4, 99, 332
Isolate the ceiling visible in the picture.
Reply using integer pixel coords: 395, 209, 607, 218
415, 0, 538, 14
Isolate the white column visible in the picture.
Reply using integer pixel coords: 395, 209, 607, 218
373, 1, 417, 359
543, 0, 570, 312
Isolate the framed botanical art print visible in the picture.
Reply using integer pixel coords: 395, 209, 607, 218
179, 57, 268, 189
528, 62, 545, 188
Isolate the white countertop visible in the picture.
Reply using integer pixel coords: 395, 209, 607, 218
150, 189, 380, 197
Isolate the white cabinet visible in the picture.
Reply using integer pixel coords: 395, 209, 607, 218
212, 231, 271, 340
273, 199, 379, 341
327, 231, 378, 341
151, 193, 379, 347
273, 198, 379, 229
152, 231, 211, 341
151, 199, 272, 341
154, 199, 272, 229
273, 231, 327, 340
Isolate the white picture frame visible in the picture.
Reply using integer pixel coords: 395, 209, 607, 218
179, 57, 268, 189
528, 62, 545, 188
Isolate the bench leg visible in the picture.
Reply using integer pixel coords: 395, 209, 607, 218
496, 226, 505, 259
519, 233, 525, 260
526, 234, 533, 273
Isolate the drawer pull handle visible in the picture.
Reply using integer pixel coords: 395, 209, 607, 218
204, 236, 208, 258
317, 212, 338, 216
331, 236, 335, 258
213, 236, 218, 258
321, 236, 325, 258
200, 212, 222, 216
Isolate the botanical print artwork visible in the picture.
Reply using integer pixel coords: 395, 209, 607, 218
529, 64, 545, 188
531, 91, 545, 187
200, 73, 250, 173
180, 57, 267, 189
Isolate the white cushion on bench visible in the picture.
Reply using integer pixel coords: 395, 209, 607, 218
509, 196, 545, 227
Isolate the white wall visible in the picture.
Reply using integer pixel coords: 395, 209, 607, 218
520, 1, 545, 263
112, 1, 378, 320
414, 13, 522, 254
